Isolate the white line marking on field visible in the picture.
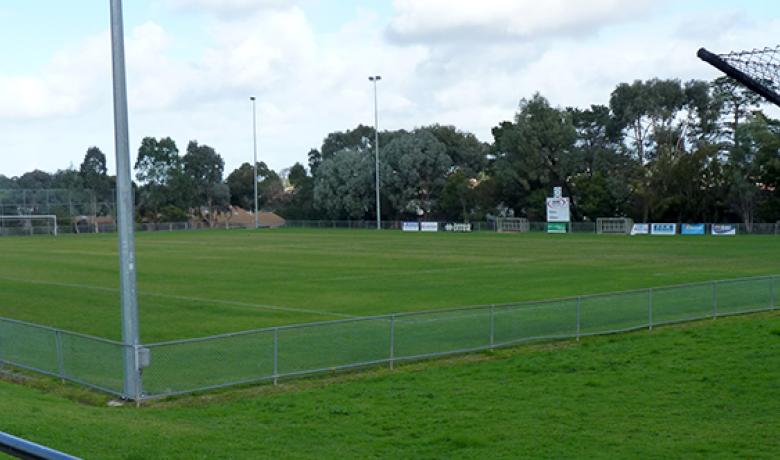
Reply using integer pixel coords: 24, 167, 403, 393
0, 275, 355, 319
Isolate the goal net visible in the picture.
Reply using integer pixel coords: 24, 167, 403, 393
0, 215, 58, 236
496, 217, 529, 233
698, 45, 780, 107
596, 218, 633, 234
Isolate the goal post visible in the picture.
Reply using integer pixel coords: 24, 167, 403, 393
496, 217, 529, 233
596, 217, 633, 234
0, 215, 58, 236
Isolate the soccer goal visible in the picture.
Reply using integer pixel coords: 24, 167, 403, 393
496, 217, 529, 233
0, 215, 58, 236
596, 218, 633, 234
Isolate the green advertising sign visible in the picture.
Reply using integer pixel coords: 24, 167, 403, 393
547, 222, 568, 234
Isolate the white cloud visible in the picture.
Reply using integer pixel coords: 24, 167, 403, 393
0, 34, 108, 119
388, 0, 660, 43
3, 1, 779, 180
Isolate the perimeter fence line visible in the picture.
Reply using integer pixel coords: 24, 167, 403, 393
0, 274, 777, 400
282, 220, 780, 235
1, 219, 779, 236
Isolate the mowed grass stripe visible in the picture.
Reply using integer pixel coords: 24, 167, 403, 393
0, 228, 778, 342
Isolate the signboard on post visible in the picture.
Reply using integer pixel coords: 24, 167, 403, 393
546, 198, 570, 223
630, 223, 649, 235
711, 224, 737, 236
651, 223, 677, 235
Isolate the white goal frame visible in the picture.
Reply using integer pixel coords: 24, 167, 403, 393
596, 217, 633, 234
496, 217, 529, 233
0, 215, 58, 236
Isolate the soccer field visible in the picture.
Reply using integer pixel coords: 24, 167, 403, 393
1, 228, 780, 458
0, 228, 778, 342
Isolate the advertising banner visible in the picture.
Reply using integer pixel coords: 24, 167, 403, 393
630, 223, 649, 235
711, 224, 737, 236
444, 223, 472, 232
651, 223, 677, 235
420, 222, 439, 232
402, 222, 419, 232
547, 222, 568, 234
546, 197, 571, 223
681, 224, 705, 235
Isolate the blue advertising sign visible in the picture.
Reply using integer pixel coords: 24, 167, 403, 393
681, 224, 705, 235
651, 223, 677, 235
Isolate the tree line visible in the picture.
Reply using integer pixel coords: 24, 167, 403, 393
1, 76, 778, 227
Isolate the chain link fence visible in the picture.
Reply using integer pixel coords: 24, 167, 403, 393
0, 318, 125, 396
142, 274, 777, 399
2, 219, 778, 236
0, 275, 776, 400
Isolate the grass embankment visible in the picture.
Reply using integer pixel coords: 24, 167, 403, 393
1, 312, 779, 459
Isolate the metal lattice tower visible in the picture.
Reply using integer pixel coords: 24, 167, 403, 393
698, 45, 780, 107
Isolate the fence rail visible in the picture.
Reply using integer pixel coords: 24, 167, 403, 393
1, 275, 777, 400
0, 431, 81, 460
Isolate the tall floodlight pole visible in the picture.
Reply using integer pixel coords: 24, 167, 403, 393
110, 0, 141, 400
250, 97, 259, 229
369, 75, 381, 230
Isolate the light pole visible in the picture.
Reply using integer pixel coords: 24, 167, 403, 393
369, 75, 381, 230
110, 0, 141, 400
250, 97, 259, 229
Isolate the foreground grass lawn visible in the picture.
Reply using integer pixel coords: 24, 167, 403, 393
1, 311, 779, 459
0, 229, 778, 341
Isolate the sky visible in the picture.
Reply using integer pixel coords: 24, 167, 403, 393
1, 0, 778, 178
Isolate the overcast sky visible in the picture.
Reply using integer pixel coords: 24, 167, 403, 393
1, 0, 778, 178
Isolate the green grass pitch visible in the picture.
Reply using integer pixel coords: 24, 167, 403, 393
0, 228, 778, 341
1, 229, 779, 458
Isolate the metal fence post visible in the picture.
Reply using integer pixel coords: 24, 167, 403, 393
576, 297, 581, 342
770, 276, 776, 310
54, 330, 65, 381
389, 315, 395, 370
489, 305, 495, 349
273, 328, 279, 385
712, 281, 718, 318
648, 288, 653, 331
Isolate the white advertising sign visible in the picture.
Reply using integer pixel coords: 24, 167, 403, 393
630, 223, 649, 235
546, 197, 570, 223
651, 223, 677, 235
711, 224, 737, 236
444, 223, 472, 232
402, 222, 419, 232
420, 222, 439, 232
